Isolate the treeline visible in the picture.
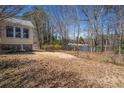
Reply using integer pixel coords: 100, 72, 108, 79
0, 5, 124, 55
23, 6, 124, 54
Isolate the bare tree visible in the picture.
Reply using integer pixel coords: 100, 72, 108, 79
0, 5, 24, 21
23, 6, 49, 49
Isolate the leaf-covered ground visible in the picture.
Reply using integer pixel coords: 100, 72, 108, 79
0, 52, 124, 88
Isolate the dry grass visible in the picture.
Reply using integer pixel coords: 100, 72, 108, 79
0, 52, 124, 88
64, 51, 124, 65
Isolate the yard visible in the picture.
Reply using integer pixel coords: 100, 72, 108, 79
0, 51, 124, 88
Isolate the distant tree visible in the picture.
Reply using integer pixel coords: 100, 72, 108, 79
22, 6, 49, 49
0, 5, 24, 21
0, 5, 25, 39
79, 36, 84, 44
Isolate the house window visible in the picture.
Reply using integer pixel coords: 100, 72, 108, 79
15, 27, 21, 38
23, 28, 29, 38
6, 26, 13, 37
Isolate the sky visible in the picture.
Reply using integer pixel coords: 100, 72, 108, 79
16, 5, 124, 39
17, 5, 88, 39
17, 5, 33, 16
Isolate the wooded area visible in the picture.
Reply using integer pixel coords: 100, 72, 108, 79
0, 5, 124, 63
0, 5, 124, 88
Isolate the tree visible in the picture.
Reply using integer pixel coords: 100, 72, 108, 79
23, 6, 49, 49
0, 5, 25, 40
0, 5, 24, 21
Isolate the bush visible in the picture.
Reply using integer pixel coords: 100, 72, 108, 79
114, 47, 124, 54
62, 45, 79, 51
101, 57, 112, 63
50, 40, 60, 45
96, 47, 102, 52
43, 39, 62, 50
7, 46, 16, 53
43, 44, 62, 50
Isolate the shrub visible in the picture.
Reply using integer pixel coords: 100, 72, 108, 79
43, 44, 62, 50
62, 45, 79, 51
114, 47, 124, 54
7, 46, 16, 53
95, 46, 102, 52
50, 40, 60, 45
101, 57, 112, 63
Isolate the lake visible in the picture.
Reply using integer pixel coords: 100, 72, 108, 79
79, 46, 91, 52
64, 45, 92, 52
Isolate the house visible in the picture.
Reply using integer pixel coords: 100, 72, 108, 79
0, 18, 34, 52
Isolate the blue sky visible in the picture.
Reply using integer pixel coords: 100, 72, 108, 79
16, 5, 124, 39
17, 5, 33, 16
17, 5, 88, 38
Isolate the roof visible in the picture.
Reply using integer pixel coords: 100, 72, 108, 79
5, 18, 34, 28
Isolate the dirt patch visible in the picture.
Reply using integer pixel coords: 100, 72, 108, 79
37, 52, 77, 59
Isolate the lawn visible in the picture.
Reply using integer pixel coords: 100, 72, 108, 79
0, 52, 124, 88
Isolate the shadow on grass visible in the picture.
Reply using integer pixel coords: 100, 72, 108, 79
0, 59, 101, 88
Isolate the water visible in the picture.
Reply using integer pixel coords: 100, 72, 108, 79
79, 46, 91, 52
64, 45, 92, 52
